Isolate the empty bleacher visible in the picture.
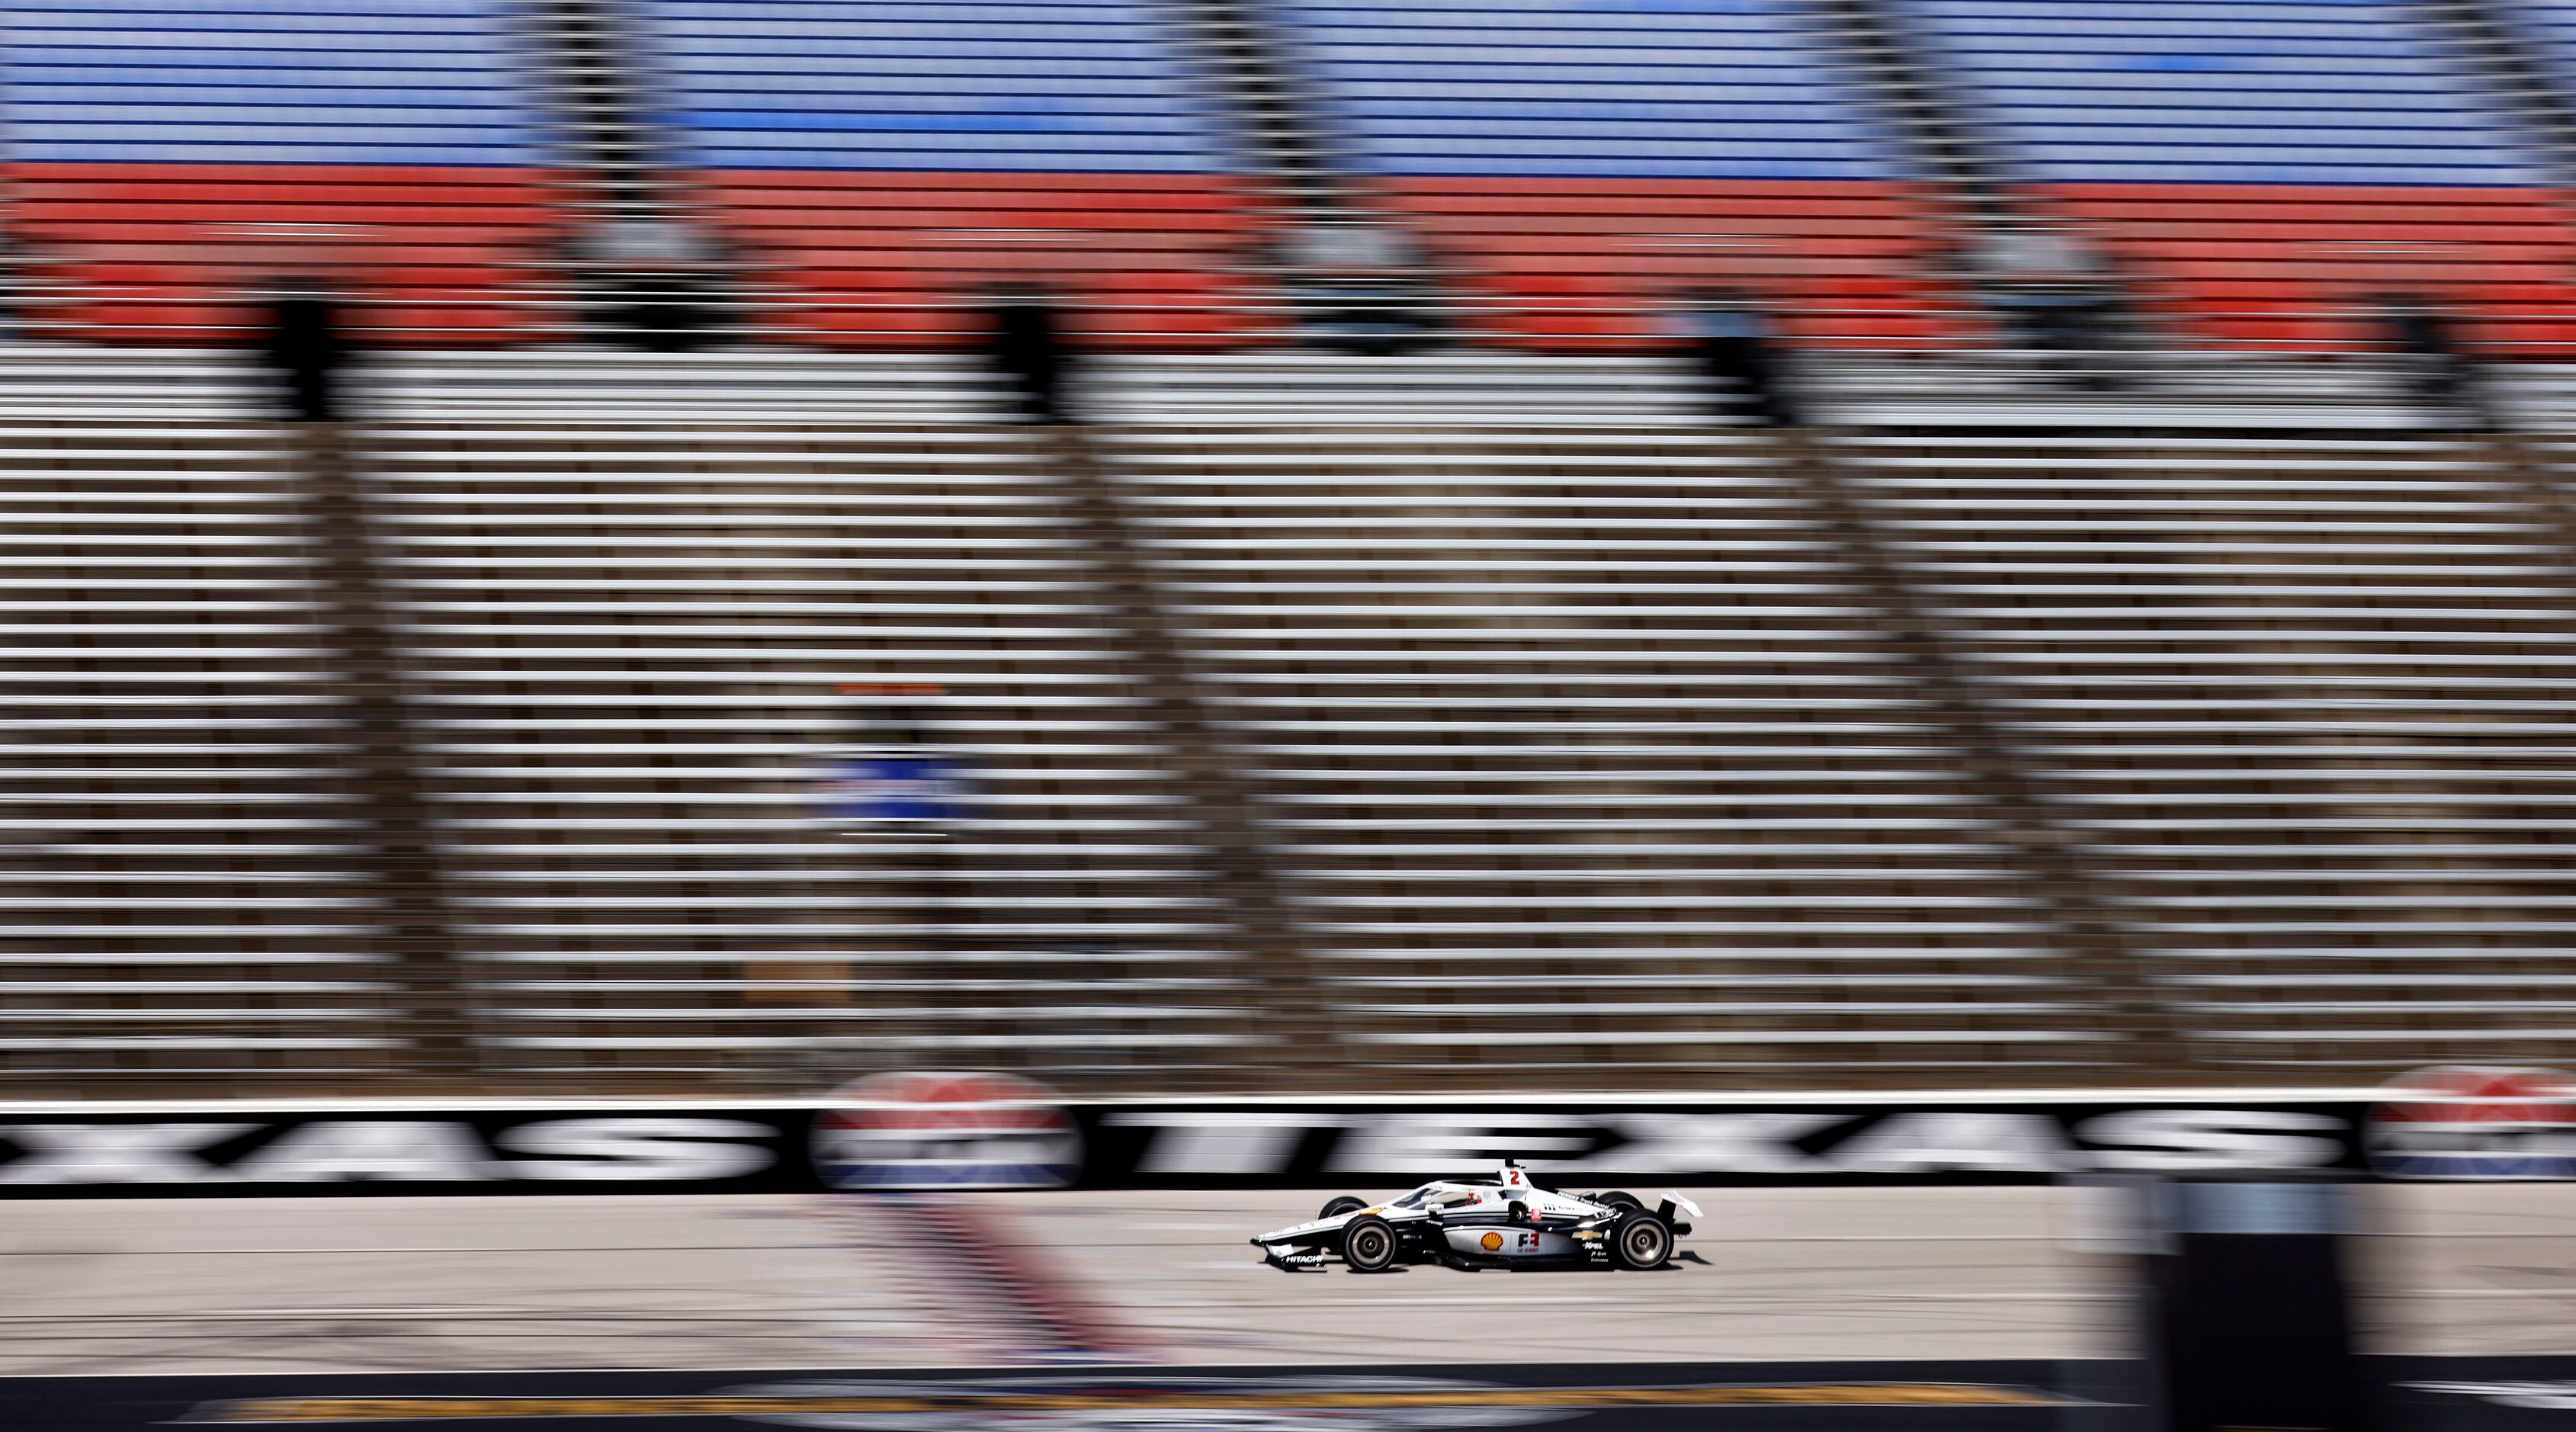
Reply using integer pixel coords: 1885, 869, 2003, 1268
637, 0, 1262, 346
17, 0, 2576, 1100
16, 0, 2576, 355
1272, 0, 1952, 347
0, 0, 556, 343
1905, 0, 2576, 352
1841, 428, 2576, 1072
1107, 415, 2096, 1083
14, 0, 2576, 355
0, 384, 412, 1087
2523, 0, 2576, 95
9, 353, 2576, 1093
361, 380, 1258, 1090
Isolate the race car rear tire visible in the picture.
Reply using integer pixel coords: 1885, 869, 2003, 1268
1612, 1211, 1673, 1270
1342, 1214, 1399, 1273
1596, 1191, 1644, 1212
1319, 1196, 1368, 1221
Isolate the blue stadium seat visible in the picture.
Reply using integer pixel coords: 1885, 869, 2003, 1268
0, 0, 553, 342
2, 0, 535, 165
1279, 0, 1894, 180
1904, 0, 2543, 185
643, 0, 1229, 173
633, 0, 1259, 348
2513, 0, 2576, 106
1898, 0, 2576, 352
1265, 0, 1942, 347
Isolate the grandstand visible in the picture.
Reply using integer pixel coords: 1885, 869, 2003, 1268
373, 390, 1257, 1087
1906, 0, 2576, 349
1, 388, 414, 1079
5, 0, 2576, 1095
1108, 412, 2090, 1080
1273, 0, 1949, 345
637, 0, 1261, 344
8, 0, 2576, 349
9, 348, 2576, 1093
0, 0, 553, 341
1843, 425, 2576, 1074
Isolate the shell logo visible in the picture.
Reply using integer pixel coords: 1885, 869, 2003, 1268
1480, 1231, 1504, 1251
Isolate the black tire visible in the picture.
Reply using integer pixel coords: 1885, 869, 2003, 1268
1342, 1214, 1399, 1273
1318, 1195, 1368, 1221
1612, 1211, 1673, 1270
1596, 1190, 1644, 1212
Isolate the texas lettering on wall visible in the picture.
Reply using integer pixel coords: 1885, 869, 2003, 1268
0, 1100, 2386, 1196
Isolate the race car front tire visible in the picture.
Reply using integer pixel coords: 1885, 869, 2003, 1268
1612, 1211, 1673, 1270
1594, 1191, 1644, 1212
1342, 1214, 1399, 1273
1319, 1196, 1368, 1221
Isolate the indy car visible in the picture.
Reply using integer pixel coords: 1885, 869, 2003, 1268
1250, 1160, 1700, 1273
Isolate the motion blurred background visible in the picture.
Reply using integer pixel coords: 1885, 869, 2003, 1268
5, 0, 2576, 1099
16, 4, 2576, 1426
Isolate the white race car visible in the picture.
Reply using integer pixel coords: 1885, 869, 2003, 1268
1250, 1161, 1700, 1273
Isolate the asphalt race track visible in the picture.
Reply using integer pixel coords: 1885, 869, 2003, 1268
0, 1186, 2123, 1373
1025, 1187, 2114, 1365
0, 1184, 2571, 1428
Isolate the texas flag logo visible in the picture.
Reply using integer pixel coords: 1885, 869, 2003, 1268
812, 1071, 1082, 1191
2367, 1066, 2576, 1180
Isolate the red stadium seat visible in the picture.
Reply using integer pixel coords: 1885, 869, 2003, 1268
1375, 178, 1957, 351
11, 162, 557, 346
2054, 183, 2576, 355
698, 171, 1263, 349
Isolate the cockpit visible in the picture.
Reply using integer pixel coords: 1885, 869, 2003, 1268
1390, 1183, 1487, 1212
